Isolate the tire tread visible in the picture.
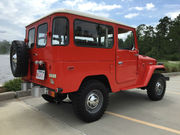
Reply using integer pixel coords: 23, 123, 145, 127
72, 79, 109, 122
147, 73, 166, 101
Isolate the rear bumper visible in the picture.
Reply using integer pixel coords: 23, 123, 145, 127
23, 77, 58, 92
32, 83, 63, 93
22, 78, 64, 93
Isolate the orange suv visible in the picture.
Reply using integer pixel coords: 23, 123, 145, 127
10, 9, 169, 122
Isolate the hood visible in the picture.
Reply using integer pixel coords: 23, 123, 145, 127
138, 55, 157, 65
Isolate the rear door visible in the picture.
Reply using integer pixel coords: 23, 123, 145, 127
116, 27, 138, 88
29, 17, 50, 80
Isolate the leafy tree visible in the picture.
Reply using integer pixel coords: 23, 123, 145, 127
156, 16, 172, 37
136, 14, 180, 61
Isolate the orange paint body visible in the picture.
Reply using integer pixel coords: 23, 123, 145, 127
23, 11, 165, 93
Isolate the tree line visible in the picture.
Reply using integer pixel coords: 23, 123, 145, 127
0, 14, 180, 60
136, 14, 180, 61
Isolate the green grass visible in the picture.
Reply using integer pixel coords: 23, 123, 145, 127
3, 78, 23, 91
158, 60, 180, 72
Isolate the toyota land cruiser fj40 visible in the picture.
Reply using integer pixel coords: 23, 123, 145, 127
10, 9, 169, 122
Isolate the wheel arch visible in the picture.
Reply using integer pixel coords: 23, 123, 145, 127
143, 65, 165, 87
79, 75, 112, 93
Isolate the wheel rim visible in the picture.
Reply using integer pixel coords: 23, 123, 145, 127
12, 49, 17, 71
155, 79, 164, 96
85, 89, 103, 114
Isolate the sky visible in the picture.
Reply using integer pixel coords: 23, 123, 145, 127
0, 0, 180, 41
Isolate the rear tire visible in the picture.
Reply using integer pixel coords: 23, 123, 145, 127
72, 80, 109, 122
147, 73, 166, 101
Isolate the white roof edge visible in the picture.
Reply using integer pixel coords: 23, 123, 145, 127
26, 9, 134, 28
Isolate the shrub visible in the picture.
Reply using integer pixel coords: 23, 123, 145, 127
3, 78, 23, 91
178, 63, 180, 70
170, 54, 179, 61
171, 66, 178, 72
163, 61, 180, 72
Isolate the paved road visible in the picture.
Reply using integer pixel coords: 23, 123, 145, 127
0, 76, 180, 135
0, 99, 84, 135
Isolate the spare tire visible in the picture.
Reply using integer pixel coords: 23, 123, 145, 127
10, 40, 29, 77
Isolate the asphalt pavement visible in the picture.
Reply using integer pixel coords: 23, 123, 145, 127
0, 76, 180, 135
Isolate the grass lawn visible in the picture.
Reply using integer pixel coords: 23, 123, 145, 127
158, 60, 180, 72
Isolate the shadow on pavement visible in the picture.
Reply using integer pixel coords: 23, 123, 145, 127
23, 89, 174, 127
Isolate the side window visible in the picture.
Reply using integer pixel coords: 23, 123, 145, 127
118, 28, 135, 50
28, 28, 35, 48
37, 23, 48, 47
52, 17, 69, 45
74, 19, 113, 48
74, 20, 98, 47
99, 25, 113, 48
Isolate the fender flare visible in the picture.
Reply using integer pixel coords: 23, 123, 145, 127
78, 74, 112, 92
143, 65, 165, 87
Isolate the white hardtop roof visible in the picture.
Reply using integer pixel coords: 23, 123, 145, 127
27, 9, 133, 28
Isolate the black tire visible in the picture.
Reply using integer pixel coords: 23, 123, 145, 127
42, 93, 67, 103
10, 40, 29, 77
68, 93, 73, 101
147, 73, 166, 101
56, 93, 67, 102
42, 94, 56, 103
72, 80, 109, 122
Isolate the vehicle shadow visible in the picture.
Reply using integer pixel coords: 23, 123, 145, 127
108, 90, 149, 111
24, 89, 171, 127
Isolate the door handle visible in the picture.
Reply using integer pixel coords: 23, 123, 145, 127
118, 61, 123, 65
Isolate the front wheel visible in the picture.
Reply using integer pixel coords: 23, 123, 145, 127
147, 73, 166, 101
72, 80, 109, 122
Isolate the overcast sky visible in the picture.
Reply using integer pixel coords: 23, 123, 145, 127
0, 0, 180, 41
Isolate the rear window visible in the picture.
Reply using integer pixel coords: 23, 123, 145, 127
28, 28, 35, 48
74, 19, 114, 48
37, 23, 48, 47
52, 17, 69, 45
